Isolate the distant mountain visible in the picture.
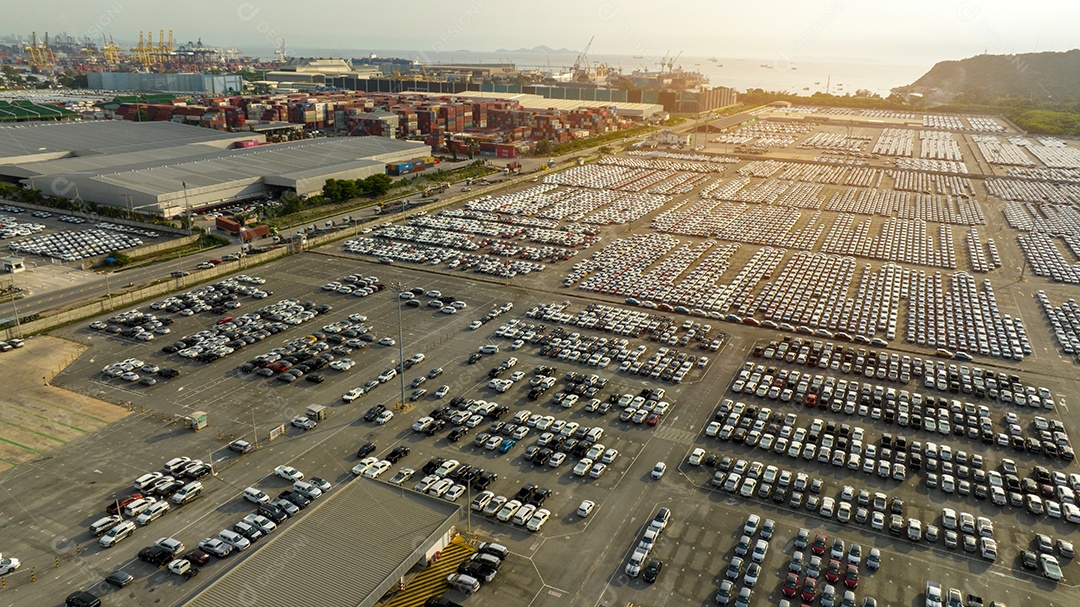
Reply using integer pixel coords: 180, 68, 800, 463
895, 49, 1080, 105
494, 46, 575, 54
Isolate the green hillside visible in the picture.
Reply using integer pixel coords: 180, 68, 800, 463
896, 49, 1080, 109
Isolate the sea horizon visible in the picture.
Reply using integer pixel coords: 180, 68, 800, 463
243, 46, 932, 97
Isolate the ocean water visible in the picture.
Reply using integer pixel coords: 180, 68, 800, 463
252, 46, 930, 97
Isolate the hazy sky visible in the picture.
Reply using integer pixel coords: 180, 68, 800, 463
9, 0, 1077, 64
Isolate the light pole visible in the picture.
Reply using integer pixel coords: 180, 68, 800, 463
10, 291, 22, 338
176, 182, 191, 287
389, 281, 408, 408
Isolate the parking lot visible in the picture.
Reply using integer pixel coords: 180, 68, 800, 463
3, 114, 1080, 607
0, 204, 182, 263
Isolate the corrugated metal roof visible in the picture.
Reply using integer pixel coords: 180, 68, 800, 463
13, 137, 428, 196
0, 121, 249, 163
185, 480, 461, 607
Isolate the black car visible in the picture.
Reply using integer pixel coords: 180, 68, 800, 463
448, 426, 469, 442
105, 570, 133, 587
387, 446, 411, 463
152, 479, 183, 498
184, 464, 213, 479
423, 419, 446, 435
305, 373, 326, 383
258, 503, 289, 523
364, 405, 386, 422
514, 483, 538, 502
157, 368, 180, 378
138, 546, 173, 567
489, 405, 509, 419
533, 448, 553, 466
472, 471, 498, 491
356, 442, 377, 458
528, 487, 551, 507
457, 560, 497, 583
449, 465, 473, 482
423, 457, 446, 475
425, 596, 465, 607
232, 522, 263, 542
65, 592, 102, 607
642, 559, 663, 583
278, 490, 311, 509
467, 353, 482, 364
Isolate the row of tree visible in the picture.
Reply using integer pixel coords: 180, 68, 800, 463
321, 174, 394, 203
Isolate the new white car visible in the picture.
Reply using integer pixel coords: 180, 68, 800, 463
274, 465, 304, 482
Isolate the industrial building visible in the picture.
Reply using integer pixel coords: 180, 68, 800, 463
265, 57, 381, 88
87, 72, 244, 95
184, 480, 464, 607
0, 121, 428, 217
332, 79, 737, 114
413, 90, 664, 121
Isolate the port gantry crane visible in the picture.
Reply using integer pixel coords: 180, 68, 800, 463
24, 32, 56, 68
572, 36, 594, 83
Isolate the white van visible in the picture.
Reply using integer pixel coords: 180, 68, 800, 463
123, 497, 158, 518
89, 515, 124, 537
136, 500, 171, 525
446, 573, 481, 595
171, 481, 203, 505
99, 521, 137, 548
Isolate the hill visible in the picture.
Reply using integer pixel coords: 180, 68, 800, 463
895, 50, 1080, 107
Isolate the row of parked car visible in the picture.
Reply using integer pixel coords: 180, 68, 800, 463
626, 507, 671, 581
443, 542, 510, 597
757, 335, 1054, 412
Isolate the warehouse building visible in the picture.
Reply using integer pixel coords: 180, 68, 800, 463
0, 120, 254, 166
184, 480, 464, 607
0, 121, 428, 217
87, 72, 244, 95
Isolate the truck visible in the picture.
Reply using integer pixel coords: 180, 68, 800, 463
240, 225, 270, 242
305, 404, 327, 421
422, 182, 449, 198
216, 217, 241, 235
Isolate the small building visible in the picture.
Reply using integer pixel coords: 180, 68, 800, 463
2, 256, 26, 273
184, 480, 464, 607
656, 130, 691, 147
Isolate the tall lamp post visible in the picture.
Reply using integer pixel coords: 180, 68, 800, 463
9, 288, 22, 338
389, 281, 408, 408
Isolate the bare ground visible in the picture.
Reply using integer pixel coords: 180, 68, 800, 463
0, 335, 128, 470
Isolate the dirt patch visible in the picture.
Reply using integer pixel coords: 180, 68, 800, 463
0, 336, 128, 470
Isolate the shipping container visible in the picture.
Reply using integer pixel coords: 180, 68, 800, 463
216, 217, 241, 234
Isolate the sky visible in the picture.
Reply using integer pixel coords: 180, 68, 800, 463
8, 0, 1078, 65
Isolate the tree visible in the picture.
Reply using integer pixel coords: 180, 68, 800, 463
362, 174, 392, 197
322, 179, 342, 202
535, 140, 552, 156
598, 146, 613, 156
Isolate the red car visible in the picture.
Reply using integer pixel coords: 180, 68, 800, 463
825, 559, 842, 583
646, 413, 661, 426
184, 549, 211, 566
783, 573, 799, 597
800, 576, 817, 601
844, 564, 859, 589
216, 316, 233, 325
106, 493, 144, 515
811, 534, 828, 555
